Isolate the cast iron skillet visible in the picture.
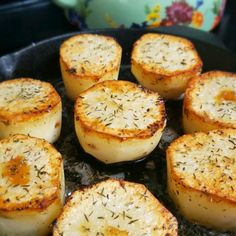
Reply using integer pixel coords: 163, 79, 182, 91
0, 28, 236, 236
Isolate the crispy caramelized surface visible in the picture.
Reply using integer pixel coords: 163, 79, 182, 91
60, 34, 122, 77
54, 179, 178, 236
75, 80, 166, 139
168, 129, 236, 202
131, 33, 202, 76
0, 78, 61, 122
184, 71, 236, 128
0, 134, 63, 211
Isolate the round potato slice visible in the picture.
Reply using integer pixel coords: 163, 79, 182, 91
167, 129, 236, 232
0, 78, 62, 143
53, 178, 178, 236
0, 134, 64, 236
131, 33, 202, 100
60, 34, 122, 100
183, 71, 236, 133
74, 80, 166, 164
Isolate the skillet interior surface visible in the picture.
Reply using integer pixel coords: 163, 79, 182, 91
1, 28, 236, 235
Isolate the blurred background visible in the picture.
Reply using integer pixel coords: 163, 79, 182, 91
0, 0, 235, 56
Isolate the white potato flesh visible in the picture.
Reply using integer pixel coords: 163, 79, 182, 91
60, 34, 122, 100
0, 134, 65, 236
131, 33, 202, 99
183, 71, 236, 133
167, 129, 236, 231
0, 78, 62, 143
53, 179, 178, 236
74, 80, 166, 164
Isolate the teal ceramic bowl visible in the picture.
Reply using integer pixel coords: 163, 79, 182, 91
53, 0, 226, 31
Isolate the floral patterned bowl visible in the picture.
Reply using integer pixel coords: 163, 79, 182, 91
53, 0, 226, 31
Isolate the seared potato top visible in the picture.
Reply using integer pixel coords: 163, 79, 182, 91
185, 71, 236, 128
131, 33, 202, 75
53, 179, 177, 236
75, 80, 166, 139
167, 129, 236, 202
60, 34, 122, 77
0, 134, 63, 211
0, 78, 61, 122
